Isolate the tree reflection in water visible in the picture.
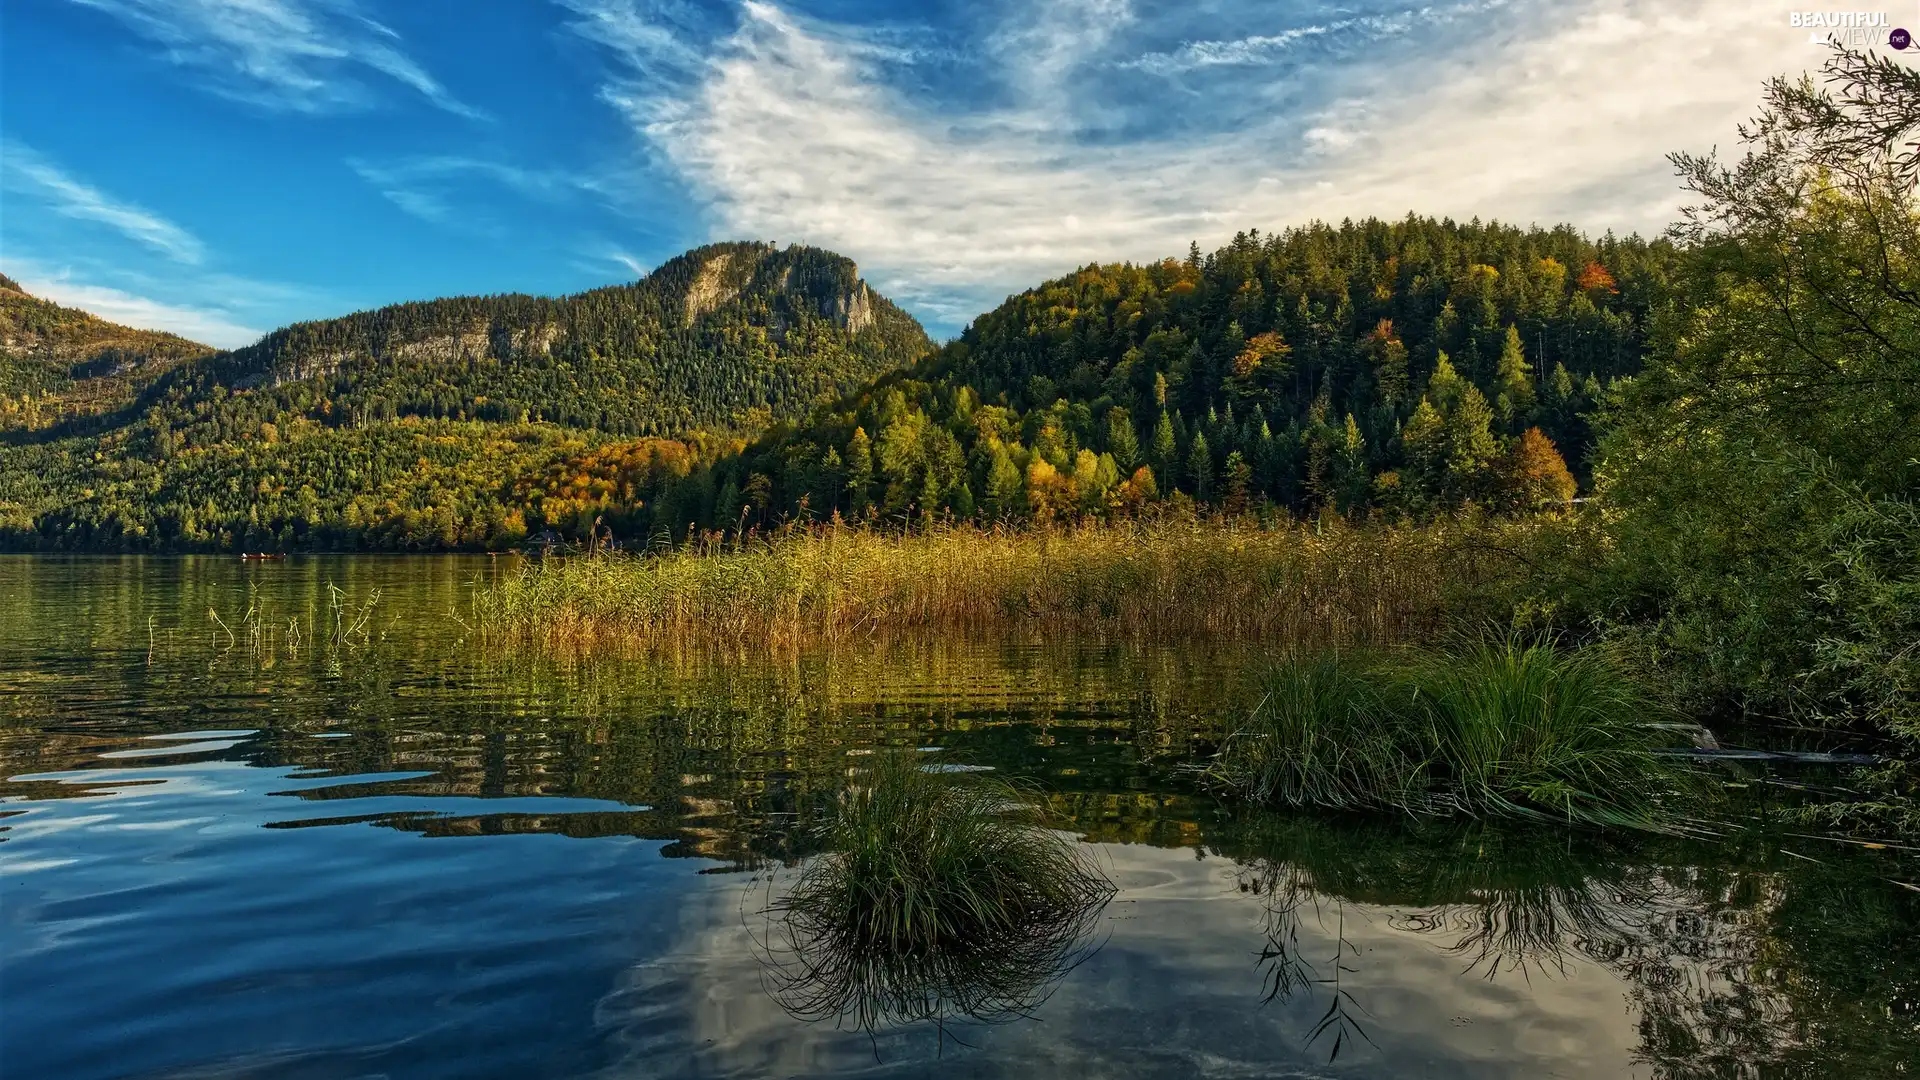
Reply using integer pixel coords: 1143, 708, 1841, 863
1219, 813, 1920, 1075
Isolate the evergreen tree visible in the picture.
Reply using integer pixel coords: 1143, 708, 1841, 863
1151, 409, 1177, 483
1493, 325, 1536, 425
845, 426, 874, 516
1401, 397, 1447, 503
1107, 407, 1140, 472
1445, 385, 1499, 499
1188, 430, 1213, 500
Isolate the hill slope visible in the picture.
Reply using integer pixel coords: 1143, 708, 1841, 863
578, 216, 1678, 537
0, 243, 931, 550
150, 241, 928, 438
0, 276, 214, 433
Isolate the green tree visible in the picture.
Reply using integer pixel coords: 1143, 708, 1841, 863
1598, 45, 1920, 731
1187, 430, 1213, 501
1493, 325, 1536, 425
1107, 407, 1140, 472
845, 426, 874, 516
1445, 385, 1499, 499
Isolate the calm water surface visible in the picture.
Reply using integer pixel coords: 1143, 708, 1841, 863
2, 556, 1915, 1079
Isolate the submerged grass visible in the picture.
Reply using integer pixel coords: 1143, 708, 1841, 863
1209, 640, 1698, 828
480, 515, 1578, 647
764, 754, 1113, 1036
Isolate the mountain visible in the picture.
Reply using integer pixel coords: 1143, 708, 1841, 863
0, 243, 931, 550
0, 276, 213, 434
584, 216, 1679, 537
148, 242, 929, 438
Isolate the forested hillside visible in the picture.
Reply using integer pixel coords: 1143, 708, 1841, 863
0, 243, 930, 550
579, 217, 1676, 538
0, 276, 213, 433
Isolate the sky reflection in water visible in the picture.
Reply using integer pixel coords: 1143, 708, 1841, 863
1, 556, 1914, 1079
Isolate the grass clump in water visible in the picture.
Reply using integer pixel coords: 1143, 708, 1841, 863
765, 754, 1113, 1038
1210, 640, 1696, 828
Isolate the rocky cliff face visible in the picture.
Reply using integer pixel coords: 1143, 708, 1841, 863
835, 281, 875, 335
683, 251, 742, 325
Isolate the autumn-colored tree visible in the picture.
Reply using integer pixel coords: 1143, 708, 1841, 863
1576, 260, 1617, 294
1364, 320, 1410, 409
1498, 427, 1577, 509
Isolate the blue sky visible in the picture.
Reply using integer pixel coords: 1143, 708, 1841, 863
1, 0, 1897, 348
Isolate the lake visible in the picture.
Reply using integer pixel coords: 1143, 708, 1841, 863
3, 555, 1915, 1078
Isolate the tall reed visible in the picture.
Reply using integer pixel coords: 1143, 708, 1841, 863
481, 516, 1564, 647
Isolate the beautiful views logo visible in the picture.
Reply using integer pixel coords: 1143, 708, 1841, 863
1789, 10, 1911, 47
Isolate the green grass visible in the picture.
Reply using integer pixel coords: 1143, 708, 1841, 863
1209, 640, 1698, 828
765, 754, 1113, 1035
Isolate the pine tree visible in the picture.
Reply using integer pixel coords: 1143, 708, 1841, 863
1188, 430, 1213, 501
984, 443, 1023, 520
1427, 351, 1465, 413
1493, 325, 1536, 425
1107, 407, 1140, 472
844, 426, 874, 515
1336, 413, 1370, 511
1222, 451, 1252, 515
1445, 385, 1499, 499
1152, 409, 1177, 484
1401, 397, 1447, 503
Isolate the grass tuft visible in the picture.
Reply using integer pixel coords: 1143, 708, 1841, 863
1210, 640, 1698, 828
764, 754, 1113, 1035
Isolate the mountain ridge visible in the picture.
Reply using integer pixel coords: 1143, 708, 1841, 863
0, 241, 932, 549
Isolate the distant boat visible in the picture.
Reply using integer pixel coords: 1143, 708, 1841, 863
239, 553, 285, 561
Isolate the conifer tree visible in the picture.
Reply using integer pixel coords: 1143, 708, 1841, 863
1188, 430, 1213, 500
1151, 410, 1177, 483
1493, 325, 1536, 425
1401, 397, 1447, 503
1107, 407, 1140, 472
1445, 385, 1499, 499
845, 426, 874, 516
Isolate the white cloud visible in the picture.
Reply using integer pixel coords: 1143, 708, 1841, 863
68, 0, 483, 118
1121, 1, 1508, 76
9, 270, 262, 349
2, 141, 205, 265
565, 0, 1825, 333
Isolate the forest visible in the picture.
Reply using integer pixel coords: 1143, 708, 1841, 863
621, 218, 1670, 538
0, 243, 929, 549
0, 272, 213, 432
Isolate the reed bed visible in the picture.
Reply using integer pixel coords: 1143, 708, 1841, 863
763, 754, 1113, 1035
1209, 641, 1698, 828
481, 516, 1560, 648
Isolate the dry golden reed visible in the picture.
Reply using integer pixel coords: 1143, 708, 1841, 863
480, 516, 1570, 648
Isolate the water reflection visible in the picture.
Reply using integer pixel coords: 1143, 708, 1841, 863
1, 556, 1916, 1079
1207, 813, 1920, 1077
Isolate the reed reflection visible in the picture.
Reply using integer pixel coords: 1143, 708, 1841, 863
758, 755, 1113, 1049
